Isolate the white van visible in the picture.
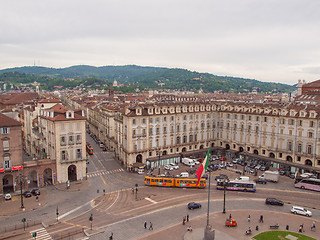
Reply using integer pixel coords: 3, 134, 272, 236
182, 158, 195, 167
236, 176, 250, 181
180, 172, 189, 178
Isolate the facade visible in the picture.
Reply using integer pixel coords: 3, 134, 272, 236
0, 113, 24, 195
24, 100, 87, 184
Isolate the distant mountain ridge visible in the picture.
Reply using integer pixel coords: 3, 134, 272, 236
0, 65, 296, 93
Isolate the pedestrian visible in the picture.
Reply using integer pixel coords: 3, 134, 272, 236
300, 224, 304, 232
187, 214, 189, 222
132, 188, 134, 194
248, 215, 251, 222
149, 222, 153, 230
229, 214, 232, 220
311, 221, 316, 231
109, 232, 113, 240
299, 225, 303, 233
259, 215, 263, 223
183, 216, 186, 225
144, 221, 147, 229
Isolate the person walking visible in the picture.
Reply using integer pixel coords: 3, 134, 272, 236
229, 214, 232, 220
259, 215, 263, 223
183, 216, 186, 225
149, 222, 153, 230
187, 214, 189, 222
144, 221, 147, 229
248, 215, 251, 222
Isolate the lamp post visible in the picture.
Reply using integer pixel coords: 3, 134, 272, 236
157, 148, 161, 175
223, 179, 226, 214
15, 174, 25, 209
135, 183, 138, 200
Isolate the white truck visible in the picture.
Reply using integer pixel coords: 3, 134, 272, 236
259, 171, 279, 183
182, 158, 195, 167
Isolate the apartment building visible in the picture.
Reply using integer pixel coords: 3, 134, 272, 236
24, 100, 87, 184
0, 113, 23, 195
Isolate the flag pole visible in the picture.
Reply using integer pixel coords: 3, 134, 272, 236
206, 161, 211, 227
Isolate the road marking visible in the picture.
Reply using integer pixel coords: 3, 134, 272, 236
145, 197, 157, 204
29, 227, 52, 240
59, 200, 93, 219
61, 221, 89, 229
95, 191, 120, 212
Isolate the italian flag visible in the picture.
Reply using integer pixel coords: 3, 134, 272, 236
196, 149, 210, 185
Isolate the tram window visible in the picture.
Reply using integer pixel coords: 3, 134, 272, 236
159, 179, 163, 183
151, 179, 154, 182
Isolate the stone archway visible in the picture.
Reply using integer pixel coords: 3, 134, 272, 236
68, 165, 77, 182
2, 174, 14, 193
269, 152, 275, 158
43, 168, 53, 185
305, 159, 313, 166
162, 150, 167, 156
28, 170, 38, 188
253, 149, 259, 155
136, 154, 143, 163
286, 156, 293, 162
200, 145, 204, 149
182, 147, 187, 152
211, 143, 215, 148
239, 147, 244, 152
226, 144, 230, 150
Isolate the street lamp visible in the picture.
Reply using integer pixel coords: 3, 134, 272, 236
157, 148, 161, 175
15, 174, 25, 209
223, 179, 227, 214
135, 183, 138, 200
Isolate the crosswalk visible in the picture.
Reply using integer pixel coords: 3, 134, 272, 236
29, 227, 52, 240
87, 169, 124, 178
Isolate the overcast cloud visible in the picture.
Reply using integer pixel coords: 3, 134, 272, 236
1, 0, 320, 85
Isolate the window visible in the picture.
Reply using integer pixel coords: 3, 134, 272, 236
256, 116, 259, 121
133, 130, 136, 136
149, 118, 153, 123
76, 149, 82, 159
307, 145, 312, 155
183, 115, 187, 120
142, 118, 146, 124
289, 130, 292, 135
149, 128, 152, 134
177, 125, 180, 131
163, 127, 167, 133
298, 120, 303, 126
4, 156, 11, 169
176, 136, 180, 144
195, 134, 197, 142
156, 128, 160, 133
226, 123, 230, 129
308, 132, 314, 138
61, 151, 66, 161
156, 117, 160, 122
3, 140, 9, 151
298, 143, 302, 153
189, 135, 193, 142
280, 129, 284, 134
143, 129, 146, 135
163, 117, 167, 122
288, 142, 292, 151
171, 116, 174, 121
183, 136, 187, 143
241, 115, 244, 120
69, 136, 73, 143
227, 114, 230, 119
264, 117, 268, 122
249, 116, 252, 120
1, 128, 10, 134
255, 126, 259, 133
241, 125, 244, 131
310, 121, 315, 127
133, 119, 136, 125
234, 124, 237, 130
183, 125, 187, 131
61, 136, 66, 145
76, 135, 81, 142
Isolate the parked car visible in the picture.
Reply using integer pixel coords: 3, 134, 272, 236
215, 174, 229, 181
102, 146, 107, 151
291, 206, 312, 217
31, 189, 40, 196
278, 170, 286, 175
23, 191, 32, 198
4, 193, 11, 200
260, 166, 268, 171
187, 202, 202, 210
226, 162, 233, 167
164, 165, 173, 171
169, 163, 179, 169
254, 178, 267, 184
201, 174, 208, 179
265, 198, 284, 206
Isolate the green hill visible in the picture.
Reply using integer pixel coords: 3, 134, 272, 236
0, 65, 295, 93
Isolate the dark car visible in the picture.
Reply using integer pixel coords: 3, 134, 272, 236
188, 202, 202, 210
265, 198, 284, 206
201, 174, 208, 180
215, 174, 229, 181
278, 170, 286, 176
254, 178, 267, 184
24, 191, 32, 198
31, 189, 40, 196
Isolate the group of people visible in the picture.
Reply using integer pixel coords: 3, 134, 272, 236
182, 214, 189, 225
144, 221, 153, 230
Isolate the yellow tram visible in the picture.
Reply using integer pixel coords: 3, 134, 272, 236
144, 176, 206, 188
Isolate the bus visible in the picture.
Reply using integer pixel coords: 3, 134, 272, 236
216, 180, 256, 192
144, 176, 206, 188
86, 143, 93, 155
294, 178, 320, 192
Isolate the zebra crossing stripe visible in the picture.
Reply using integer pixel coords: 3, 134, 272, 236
29, 227, 52, 240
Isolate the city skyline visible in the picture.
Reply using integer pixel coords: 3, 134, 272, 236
1, 0, 320, 85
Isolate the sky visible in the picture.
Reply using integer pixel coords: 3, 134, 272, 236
1, 0, 320, 85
